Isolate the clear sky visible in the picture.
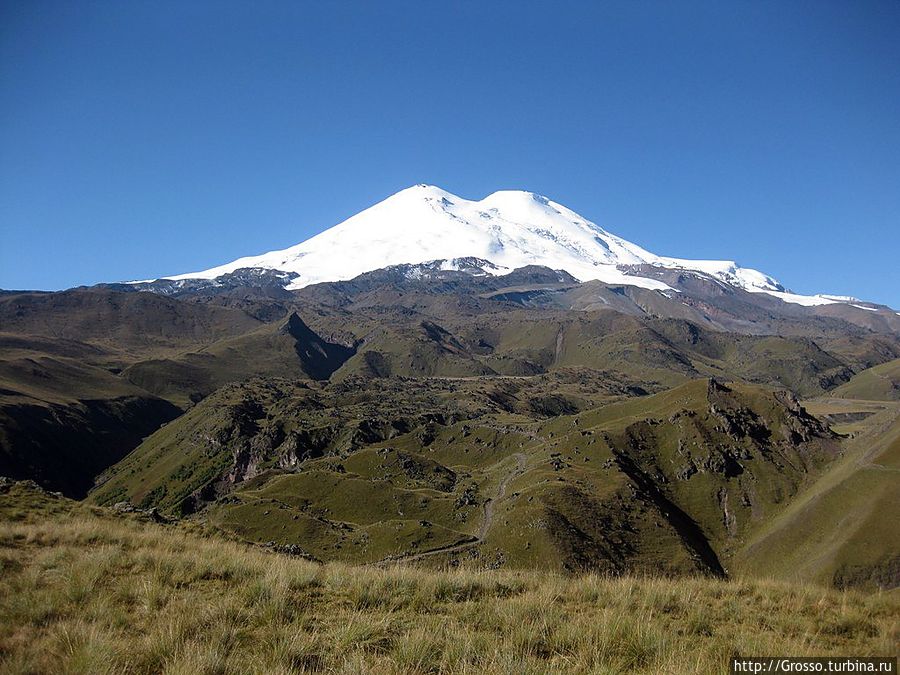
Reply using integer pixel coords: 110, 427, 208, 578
2, 1, 898, 306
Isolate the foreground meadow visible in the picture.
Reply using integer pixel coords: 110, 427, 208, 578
0, 482, 896, 674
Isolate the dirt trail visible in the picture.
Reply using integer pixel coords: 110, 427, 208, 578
375, 452, 527, 565
478, 452, 526, 540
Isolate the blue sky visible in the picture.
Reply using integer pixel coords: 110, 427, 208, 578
1, 1, 898, 306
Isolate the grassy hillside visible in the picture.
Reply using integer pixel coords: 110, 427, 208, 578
734, 397, 900, 589
90, 377, 841, 577
0, 337, 181, 497
0, 290, 272, 495
2, 480, 896, 674
829, 358, 900, 401
0, 289, 262, 359
329, 309, 859, 396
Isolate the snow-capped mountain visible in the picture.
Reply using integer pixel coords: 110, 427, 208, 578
154, 184, 848, 307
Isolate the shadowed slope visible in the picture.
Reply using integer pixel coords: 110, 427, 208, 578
122, 313, 355, 406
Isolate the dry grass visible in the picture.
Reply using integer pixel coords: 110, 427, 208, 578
0, 507, 897, 674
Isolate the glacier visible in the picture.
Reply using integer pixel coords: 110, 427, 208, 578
155, 184, 845, 307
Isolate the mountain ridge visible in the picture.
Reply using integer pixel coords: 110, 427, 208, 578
137, 184, 884, 310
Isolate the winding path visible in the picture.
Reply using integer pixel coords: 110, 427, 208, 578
375, 452, 527, 565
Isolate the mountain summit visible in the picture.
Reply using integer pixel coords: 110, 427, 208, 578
156, 184, 848, 307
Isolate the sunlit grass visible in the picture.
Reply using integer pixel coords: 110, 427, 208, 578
0, 507, 897, 674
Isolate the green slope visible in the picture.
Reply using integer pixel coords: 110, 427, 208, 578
829, 358, 900, 401
90, 377, 841, 576
734, 397, 900, 589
